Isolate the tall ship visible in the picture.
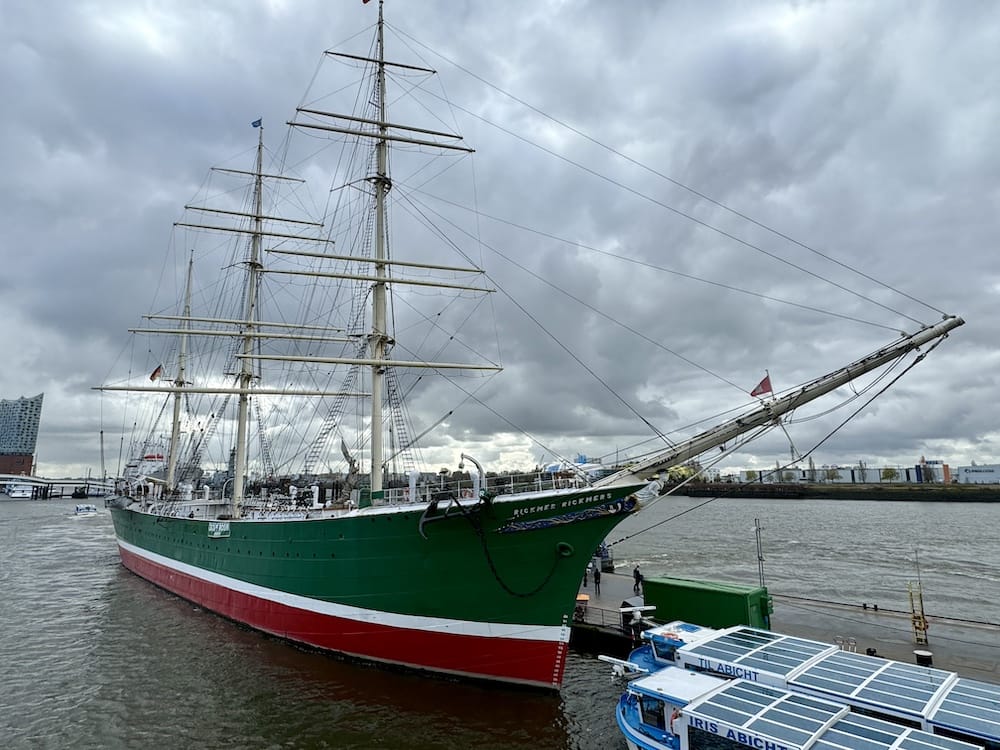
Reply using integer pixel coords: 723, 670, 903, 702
97, 3, 963, 690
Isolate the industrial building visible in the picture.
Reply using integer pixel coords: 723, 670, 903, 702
737, 457, 1000, 485
953, 464, 1000, 484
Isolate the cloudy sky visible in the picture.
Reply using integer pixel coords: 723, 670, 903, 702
3, 0, 999, 480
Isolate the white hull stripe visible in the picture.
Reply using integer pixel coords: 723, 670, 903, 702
118, 539, 563, 643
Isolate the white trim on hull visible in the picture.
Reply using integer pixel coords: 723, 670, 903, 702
117, 539, 564, 642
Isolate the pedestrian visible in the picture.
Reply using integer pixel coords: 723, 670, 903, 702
583, 563, 589, 588
593, 566, 601, 595
633, 564, 641, 594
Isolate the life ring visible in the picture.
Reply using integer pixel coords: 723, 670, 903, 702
670, 709, 681, 733
460, 488, 473, 499
662, 631, 678, 640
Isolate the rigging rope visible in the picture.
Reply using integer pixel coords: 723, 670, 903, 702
607, 338, 946, 546
394, 23, 945, 321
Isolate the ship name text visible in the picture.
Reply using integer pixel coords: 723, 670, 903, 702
688, 718, 789, 750
696, 657, 760, 682
510, 493, 614, 518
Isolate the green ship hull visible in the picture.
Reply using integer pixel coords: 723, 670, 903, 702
111, 483, 642, 689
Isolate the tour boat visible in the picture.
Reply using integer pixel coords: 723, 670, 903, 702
604, 621, 1000, 748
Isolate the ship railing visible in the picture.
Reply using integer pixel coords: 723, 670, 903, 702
376, 472, 594, 506
576, 601, 651, 637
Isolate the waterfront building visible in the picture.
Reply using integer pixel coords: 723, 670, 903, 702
738, 457, 954, 485
0, 393, 43, 475
954, 463, 1000, 484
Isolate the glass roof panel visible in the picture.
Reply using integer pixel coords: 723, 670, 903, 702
696, 701, 754, 727
897, 731, 990, 750
726, 681, 788, 707
931, 678, 1000, 741
809, 742, 846, 750
791, 672, 861, 695
739, 655, 801, 676
818, 727, 890, 750
834, 713, 903, 743
855, 686, 926, 713
713, 692, 769, 714
745, 717, 813, 746
763, 707, 829, 733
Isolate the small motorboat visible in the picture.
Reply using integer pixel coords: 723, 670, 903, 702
74, 504, 99, 517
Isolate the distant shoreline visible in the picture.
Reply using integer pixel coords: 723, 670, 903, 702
670, 482, 1000, 502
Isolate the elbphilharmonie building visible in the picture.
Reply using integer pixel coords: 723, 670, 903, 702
0, 393, 43, 475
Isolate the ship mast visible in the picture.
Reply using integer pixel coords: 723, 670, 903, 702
166, 251, 193, 491
370, 0, 389, 499
594, 316, 964, 488
231, 126, 266, 516
98, 7, 489, 499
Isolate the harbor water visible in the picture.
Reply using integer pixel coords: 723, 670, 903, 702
2, 494, 998, 749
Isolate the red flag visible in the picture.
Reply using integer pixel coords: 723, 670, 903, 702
750, 374, 772, 397
149, 364, 163, 382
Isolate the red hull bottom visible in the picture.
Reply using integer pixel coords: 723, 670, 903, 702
118, 545, 568, 689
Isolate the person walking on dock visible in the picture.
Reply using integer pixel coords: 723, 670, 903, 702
633, 565, 642, 594
593, 566, 601, 595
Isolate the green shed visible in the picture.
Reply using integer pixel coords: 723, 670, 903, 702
642, 576, 773, 629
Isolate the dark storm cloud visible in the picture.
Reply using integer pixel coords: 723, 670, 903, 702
2, 0, 998, 477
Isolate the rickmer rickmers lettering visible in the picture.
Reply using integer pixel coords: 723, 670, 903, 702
510, 492, 615, 518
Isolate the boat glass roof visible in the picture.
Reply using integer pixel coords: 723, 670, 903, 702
693, 681, 845, 747
790, 651, 953, 716
812, 712, 980, 750
688, 681, 980, 750
929, 677, 1000, 742
682, 627, 833, 677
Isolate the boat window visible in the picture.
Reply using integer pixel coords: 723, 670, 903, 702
933, 726, 1000, 750
640, 696, 667, 730
653, 639, 678, 661
852, 705, 922, 730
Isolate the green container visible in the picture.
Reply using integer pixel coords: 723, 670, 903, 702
642, 576, 773, 629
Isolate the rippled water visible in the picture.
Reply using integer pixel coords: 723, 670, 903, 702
2, 495, 997, 748
611, 496, 1000, 625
